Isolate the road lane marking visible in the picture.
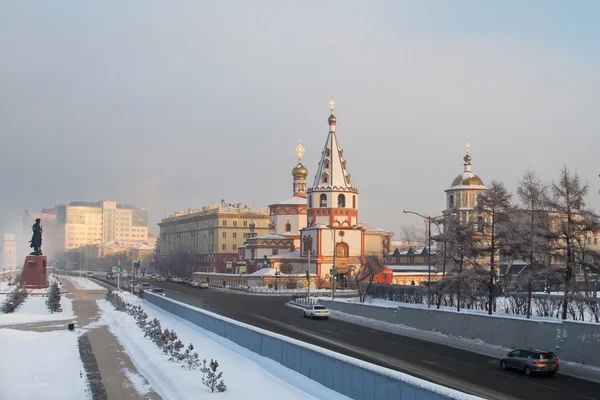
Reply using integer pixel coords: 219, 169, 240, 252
422, 360, 457, 372
165, 288, 182, 294
489, 370, 516, 379
324, 330, 341, 336
488, 360, 499, 365
572, 394, 596, 400
457, 361, 479, 368
529, 381, 559, 391
428, 353, 452, 361
329, 326, 360, 335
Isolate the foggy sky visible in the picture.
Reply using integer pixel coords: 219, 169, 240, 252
1, 1, 599, 248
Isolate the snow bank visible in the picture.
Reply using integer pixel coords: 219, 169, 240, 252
0, 329, 89, 399
0, 293, 75, 326
61, 276, 105, 291
98, 294, 351, 400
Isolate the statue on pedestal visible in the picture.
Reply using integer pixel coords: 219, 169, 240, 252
29, 218, 43, 255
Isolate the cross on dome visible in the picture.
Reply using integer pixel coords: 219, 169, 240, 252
329, 97, 335, 113
296, 140, 305, 163
465, 141, 470, 155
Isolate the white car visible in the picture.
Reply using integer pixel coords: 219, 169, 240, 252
303, 305, 330, 320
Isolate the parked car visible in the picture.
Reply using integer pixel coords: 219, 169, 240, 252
150, 274, 157, 280
155, 276, 165, 282
149, 287, 166, 296
199, 281, 209, 289
303, 305, 330, 320
500, 349, 559, 376
140, 283, 152, 292
86, 271, 94, 277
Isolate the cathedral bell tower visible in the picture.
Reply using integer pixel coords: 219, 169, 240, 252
306, 98, 359, 228
292, 140, 308, 198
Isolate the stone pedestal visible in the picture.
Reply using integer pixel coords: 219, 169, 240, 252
19, 255, 48, 289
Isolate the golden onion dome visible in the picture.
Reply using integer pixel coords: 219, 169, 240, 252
464, 154, 472, 163
328, 113, 337, 125
292, 163, 308, 178
451, 173, 485, 187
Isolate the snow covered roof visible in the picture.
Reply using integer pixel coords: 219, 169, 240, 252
358, 223, 391, 235
388, 265, 438, 272
272, 197, 307, 206
248, 268, 278, 277
249, 234, 292, 241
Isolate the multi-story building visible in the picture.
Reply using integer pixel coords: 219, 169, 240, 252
55, 200, 148, 251
158, 203, 270, 273
23, 208, 59, 259
0, 234, 18, 272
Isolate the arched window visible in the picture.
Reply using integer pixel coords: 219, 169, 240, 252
335, 242, 349, 258
337, 194, 345, 208
322, 173, 328, 184
285, 222, 291, 232
320, 194, 327, 207
308, 195, 312, 208
477, 216, 484, 233
324, 161, 330, 169
449, 194, 455, 208
352, 195, 356, 209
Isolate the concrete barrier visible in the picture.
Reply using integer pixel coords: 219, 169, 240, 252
144, 292, 481, 400
320, 300, 600, 368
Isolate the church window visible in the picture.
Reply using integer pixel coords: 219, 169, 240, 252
335, 242, 349, 258
337, 194, 346, 208
308, 195, 312, 208
477, 216, 484, 233
322, 173, 328, 184
320, 194, 327, 207
449, 194, 455, 208
285, 222, 291, 232
352, 195, 356, 209
324, 161, 330, 169
326, 148, 331, 157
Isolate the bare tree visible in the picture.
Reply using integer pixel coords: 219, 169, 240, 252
545, 167, 595, 319
399, 225, 425, 248
475, 180, 513, 315
279, 262, 293, 274
351, 255, 385, 303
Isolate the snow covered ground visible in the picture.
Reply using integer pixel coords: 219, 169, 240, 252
98, 292, 353, 400
61, 276, 106, 291
0, 292, 75, 326
0, 329, 89, 399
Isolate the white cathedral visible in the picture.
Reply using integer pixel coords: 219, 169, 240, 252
238, 99, 391, 287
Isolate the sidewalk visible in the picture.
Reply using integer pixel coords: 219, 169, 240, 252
5, 278, 162, 400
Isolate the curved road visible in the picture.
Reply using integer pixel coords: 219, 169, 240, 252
97, 275, 600, 400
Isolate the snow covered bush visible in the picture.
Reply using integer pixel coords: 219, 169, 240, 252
202, 359, 227, 393
2, 286, 29, 313
144, 318, 162, 342
45, 281, 63, 313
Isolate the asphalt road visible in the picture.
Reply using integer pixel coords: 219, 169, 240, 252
96, 275, 600, 400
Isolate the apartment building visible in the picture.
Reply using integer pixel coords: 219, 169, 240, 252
158, 203, 270, 273
55, 200, 148, 251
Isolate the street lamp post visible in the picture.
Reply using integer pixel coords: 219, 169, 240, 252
403, 209, 445, 308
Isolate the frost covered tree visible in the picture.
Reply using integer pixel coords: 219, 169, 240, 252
144, 318, 162, 342
475, 180, 513, 315
202, 359, 227, 393
45, 281, 63, 313
546, 167, 599, 319
182, 343, 201, 370
2, 286, 29, 313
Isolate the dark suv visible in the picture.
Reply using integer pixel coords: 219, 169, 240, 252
500, 349, 559, 376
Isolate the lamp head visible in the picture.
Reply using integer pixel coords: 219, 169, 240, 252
403, 209, 409, 214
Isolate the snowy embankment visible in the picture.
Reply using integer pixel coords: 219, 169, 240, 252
0, 293, 74, 326
61, 276, 105, 291
0, 329, 89, 399
99, 292, 351, 400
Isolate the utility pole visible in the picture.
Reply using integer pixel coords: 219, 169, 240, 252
306, 246, 311, 301
117, 257, 121, 292
131, 258, 134, 294
85, 256, 88, 287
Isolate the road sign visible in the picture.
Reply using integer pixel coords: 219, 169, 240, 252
239, 265, 247, 273
303, 279, 309, 287
330, 268, 334, 275
133, 257, 140, 263
112, 266, 118, 273
226, 261, 232, 269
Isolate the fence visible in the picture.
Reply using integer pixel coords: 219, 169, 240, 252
321, 300, 600, 368
143, 292, 481, 400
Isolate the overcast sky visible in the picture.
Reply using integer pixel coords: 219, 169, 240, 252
1, 1, 599, 246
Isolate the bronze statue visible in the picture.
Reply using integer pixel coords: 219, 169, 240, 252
29, 218, 43, 255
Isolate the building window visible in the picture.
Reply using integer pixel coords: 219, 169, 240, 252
449, 194, 455, 208
595, 237, 598, 245
352, 195, 356, 209
324, 161, 330, 169
233, 232, 237, 238
477, 216, 484, 233
272, 249, 278, 255
588, 238, 592, 245
222, 220, 227, 226
308, 195, 312, 208
222, 232, 227, 238
335, 242, 349, 258
285, 222, 291, 232
233, 221, 237, 227
326, 148, 331, 157
322, 173, 328, 184
243, 221, 247, 227
320, 194, 327, 207
222, 244, 226, 250
337, 194, 346, 208
233, 244, 237, 250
